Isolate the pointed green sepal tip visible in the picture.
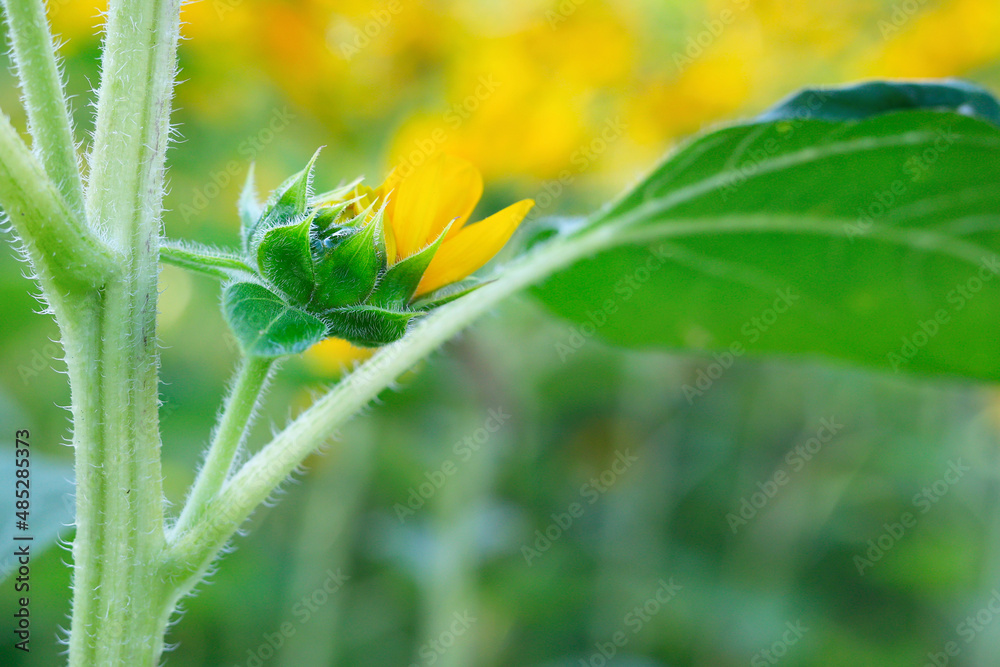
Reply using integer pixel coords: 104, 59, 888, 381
256, 216, 316, 306
309, 175, 364, 210
223, 281, 327, 358
411, 280, 488, 311
369, 220, 452, 310
239, 163, 263, 248
322, 304, 420, 347
312, 197, 361, 238
246, 148, 323, 250
309, 209, 385, 310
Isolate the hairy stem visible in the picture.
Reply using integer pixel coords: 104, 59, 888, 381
163, 226, 611, 578
159, 241, 256, 280
65, 288, 172, 666
0, 0, 85, 218
174, 355, 274, 537
67, 0, 183, 664
0, 112, 116, 291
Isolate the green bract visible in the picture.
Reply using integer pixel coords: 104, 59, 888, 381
166, 150, 474, 357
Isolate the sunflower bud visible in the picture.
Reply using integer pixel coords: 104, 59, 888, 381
206, 150, 531, 357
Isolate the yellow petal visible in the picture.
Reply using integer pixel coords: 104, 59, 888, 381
372, 167, 401, 216
416, 199, 534, 297
389, 154, 483, 259
304, 338, 373, 374
383, 215, 398, 264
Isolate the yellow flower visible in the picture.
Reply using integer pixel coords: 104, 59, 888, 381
305, 337, 372, 372
371, 153, 534, 297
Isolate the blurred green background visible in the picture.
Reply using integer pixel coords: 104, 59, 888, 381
4, 0, 1000, 665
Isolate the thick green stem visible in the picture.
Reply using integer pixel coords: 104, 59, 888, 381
65, 289, 172, 666
0, 112, 117, 291
174, 356, 274, 536
0, 0, 85, 218
66, 0, 183, 664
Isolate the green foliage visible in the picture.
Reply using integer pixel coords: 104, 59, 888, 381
159, 241, 256, 281
222, 282, 327, 357
244, 148, 320, 252
310, 212, 385, 310
533, 81, 1000, 381
321, 304, 419, 347
411, 280, 487, 310
257, 217, 316, 305
757, 79, 1000, 125
165, 156, 461, 351
368, 223, 451, 309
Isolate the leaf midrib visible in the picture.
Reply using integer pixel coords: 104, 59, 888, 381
598, 127, 1000, 236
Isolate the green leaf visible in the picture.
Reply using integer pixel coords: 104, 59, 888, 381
322, 304, 419, 347
757, 79, 1000, 126
245, 148, 321, 251
257, 216, 315, 305
160, 240, 256, 281
223, 282, 327, 358
369, 222, 452, 309
533, 84, 1000, 381
310, 212, 384, 310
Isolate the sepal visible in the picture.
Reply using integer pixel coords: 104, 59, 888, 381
369, 221, 451, 309
256, 216, 316, 305
322, 304, 420, 347
244, 148, 321, 251
223, 281, 328, 358
238, 164, 263, 247
310, 206, 386, 310
411, 280, 488, 310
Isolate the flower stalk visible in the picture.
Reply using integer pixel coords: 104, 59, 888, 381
164, 223, 609, 578
173, 355, 275, 537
